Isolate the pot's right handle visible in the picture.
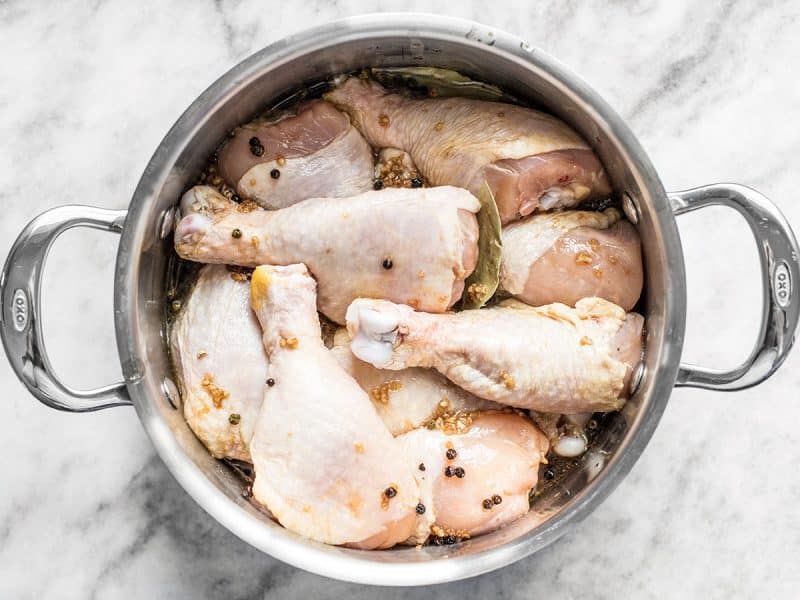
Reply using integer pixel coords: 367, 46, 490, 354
0, 205, 132, 411
670, 183, 799, 390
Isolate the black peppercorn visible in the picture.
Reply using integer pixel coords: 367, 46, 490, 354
231, 194, 241, 203
418, 463, 426, 471
384, 486, 397, 498
231, 228, 243, 239
444, 535, 457, 545
543, 467, 555, 480
444, 466, 454, 477
382, 258, 393, 270
373, 179, 384, 190
410, 177, 423, 188
270, 169, 281, 179
228, 413, 241, 425
248, 137, 264, 157
482, 498, 493, 510
491, 494, 502, 505
445, 448, 457, 460
453, 467, 465, 478
266, 378, 275, 387
210, 151, 218, 164
416, 503, 426, 515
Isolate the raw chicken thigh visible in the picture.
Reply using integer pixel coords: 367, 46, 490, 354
248, 264, 419, 548
331, 329, 501, 435
175, 185, 479, 323
218, 100, 373, 209
346, 297, 644, 413
400, 412, 549, 543
500, 208, 643, 310
325, 77, 611, 224
170, 265, 267, 461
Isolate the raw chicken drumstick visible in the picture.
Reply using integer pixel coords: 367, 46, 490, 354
346, 297, 644, 413
248, 264, 419, 548
218, 100, 373, 209
400, 411, 549, 544
325, 76, 612, 224
170, 265, 268, 461
175, 185, 479, 323
500, 208, 643, 310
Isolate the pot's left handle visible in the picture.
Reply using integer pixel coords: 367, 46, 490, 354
0, 205, 132, 411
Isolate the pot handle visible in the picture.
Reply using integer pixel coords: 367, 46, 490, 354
670, 184, 799, 390
0, 205, 132, 411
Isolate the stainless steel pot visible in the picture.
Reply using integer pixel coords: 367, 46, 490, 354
2, 14, 798, 586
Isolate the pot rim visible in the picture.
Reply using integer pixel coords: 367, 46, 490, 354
114, 13, 685, 585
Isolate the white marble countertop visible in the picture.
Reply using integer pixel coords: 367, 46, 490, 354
1, 1, 799, 598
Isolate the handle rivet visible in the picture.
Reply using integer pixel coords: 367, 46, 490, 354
162, 377, 180, 410
629, 362, 645, 396
622, 193, 639, 225
159, 207, 177, 240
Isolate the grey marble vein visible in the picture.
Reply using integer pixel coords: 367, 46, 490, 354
1, 0, 799, 598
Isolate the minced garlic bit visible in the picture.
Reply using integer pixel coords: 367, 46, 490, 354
236, 199, 259, 213
370, 380, 403, 404
434, 121, 444, 132
251, 236, 260, 248
499, 370, 516, 390
575, 251, 593, 265
201, 373, 229, 408
196, 351, 208, 359
429, 524, 470, 545
426, 410, 474, 435
354, 442, 365, 454
579, 336, 593, 346
375, 152, 423, 188
230, 271, 249, 283
279, 337, 299, 350
378, 114, 390, 127
418, 270, 426, 279
593, 267, 604, 279
466, 282, 489, 302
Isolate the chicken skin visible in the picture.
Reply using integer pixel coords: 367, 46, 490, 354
218, 100, 373, 209
400, 411, 549, 543
174, 185, 479, 323
248, 264, 419, 548
346, 297, 644, 413
325, 76, 611, 224
500, 208, 643, 310
331, 329, 500, 435
169, 265, 267, 461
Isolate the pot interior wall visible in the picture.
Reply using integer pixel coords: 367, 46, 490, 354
118, 25, 678, 568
